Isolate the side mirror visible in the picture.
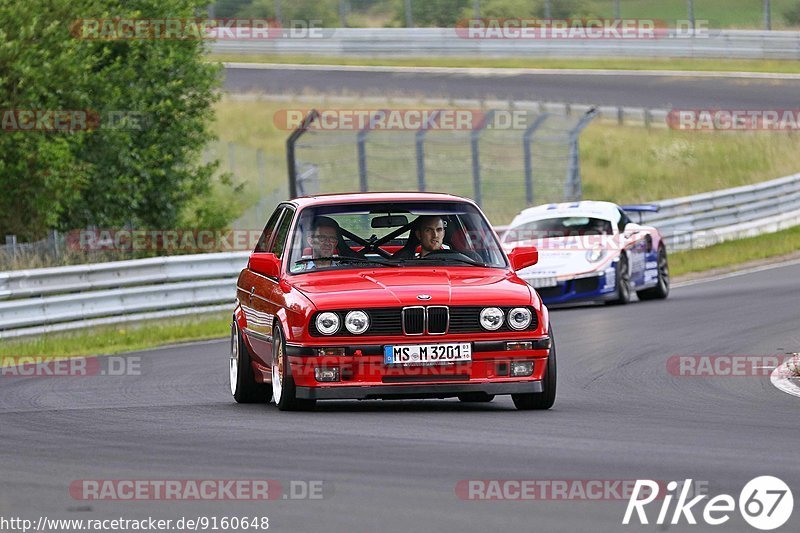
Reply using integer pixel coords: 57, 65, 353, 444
249, 252, 281, 278
508, 246, 538, 271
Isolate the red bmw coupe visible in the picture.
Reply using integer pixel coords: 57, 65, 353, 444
230, 192, 555, 411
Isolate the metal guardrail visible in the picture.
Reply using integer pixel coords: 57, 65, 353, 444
641, 173, 800, 250
210, 28, 800, 60
2, 173, 800, 338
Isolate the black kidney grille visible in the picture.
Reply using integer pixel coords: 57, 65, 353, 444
402, 307, 425, 335
427, 307, 449, 334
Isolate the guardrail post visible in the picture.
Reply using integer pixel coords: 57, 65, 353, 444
565, 108, 598, 201
415, 110, 441, 192
357, 110, 387, 193
470, 110, 495, 207
286, 109, 320, 199
522, 113, 550, 206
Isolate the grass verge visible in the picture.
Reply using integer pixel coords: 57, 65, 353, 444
210, 54, 800, 75
0, 312, 230, 359
669, 224, 800, 277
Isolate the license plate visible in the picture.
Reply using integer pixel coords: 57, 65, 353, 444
384, 343, 472, 365
529, 277, 557, 288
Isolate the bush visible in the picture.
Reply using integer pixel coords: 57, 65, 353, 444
784, 3, 800, 26
0, 0, 222, 240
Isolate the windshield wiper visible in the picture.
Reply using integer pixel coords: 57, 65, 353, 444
294, 256, 398, 267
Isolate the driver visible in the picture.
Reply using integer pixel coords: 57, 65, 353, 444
303, 216, 341, 269
414, 215, 447, 258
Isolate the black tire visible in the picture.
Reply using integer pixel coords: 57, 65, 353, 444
272, 327, 316, 412
637, 245, 670, 300
230, 321, 269, 404
512, 326, 557, 411
457, 392, 495, 403
606, 254, 632, 305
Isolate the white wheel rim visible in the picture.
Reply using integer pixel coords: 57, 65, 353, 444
229, 327, 238, 396
272, 340, 283, 404
272, 362, 283, 404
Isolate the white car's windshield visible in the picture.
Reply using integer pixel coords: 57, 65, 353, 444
287, 201, 507, 273
504, 216, 614, 244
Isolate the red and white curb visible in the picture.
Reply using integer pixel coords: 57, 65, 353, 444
770, 356, 800, 399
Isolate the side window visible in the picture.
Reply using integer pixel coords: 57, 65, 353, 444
270, 208, 294, 259
254, 207, 285, 252
617, 209, 631, 232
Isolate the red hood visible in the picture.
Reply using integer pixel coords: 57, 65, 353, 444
288, 267, 535, 309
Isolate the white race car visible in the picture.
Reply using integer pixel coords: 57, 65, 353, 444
501, 201, 669, 305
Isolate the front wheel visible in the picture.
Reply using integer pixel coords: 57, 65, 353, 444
512, 326, 556, 411
637, 245, 670, 300
272, 327, 316, 411
606, 254, 632, 305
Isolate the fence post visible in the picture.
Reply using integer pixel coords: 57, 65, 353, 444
357, 110, 387, 193
522, 113, 550, 206
50, 230, 60, 260
286, 109, 320, 199
470, 110, 495, 207
415, 110, 442, 192
5, 235, 17, 260
565, 108, 598, 201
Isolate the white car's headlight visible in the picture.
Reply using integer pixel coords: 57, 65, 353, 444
586, 248, 605, 263
507, 307, 532, 330
315, 312, 340, 335
344, 310, 370, 335
480, 307, 505, 331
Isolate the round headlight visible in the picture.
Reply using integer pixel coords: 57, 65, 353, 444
345, 310, 370, 335
315, 312, 340, 335
507, 307, 532, 330
479, 307, 504, 331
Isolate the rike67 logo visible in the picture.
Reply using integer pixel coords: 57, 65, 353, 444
623, 476, 793, 530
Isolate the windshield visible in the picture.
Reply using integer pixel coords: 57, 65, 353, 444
287, 201, 507, 273
504, 216, 614, 243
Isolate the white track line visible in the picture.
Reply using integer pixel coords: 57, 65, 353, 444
222, 62, 800, 80
771, 360, 800, 399
672, 257, 800, 289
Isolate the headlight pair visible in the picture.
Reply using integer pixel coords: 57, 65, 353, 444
315, 311, 370, 335
480, 307, 532, 331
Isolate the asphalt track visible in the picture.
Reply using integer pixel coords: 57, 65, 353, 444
223, 65, 800, 109
2, 261, 799, 532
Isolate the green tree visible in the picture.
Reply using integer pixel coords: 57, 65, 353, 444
0, 0, 221, 240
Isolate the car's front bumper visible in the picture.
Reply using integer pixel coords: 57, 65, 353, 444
281, 336, 550, 399
529, 271, 616, 305
296, 380, 542, 400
